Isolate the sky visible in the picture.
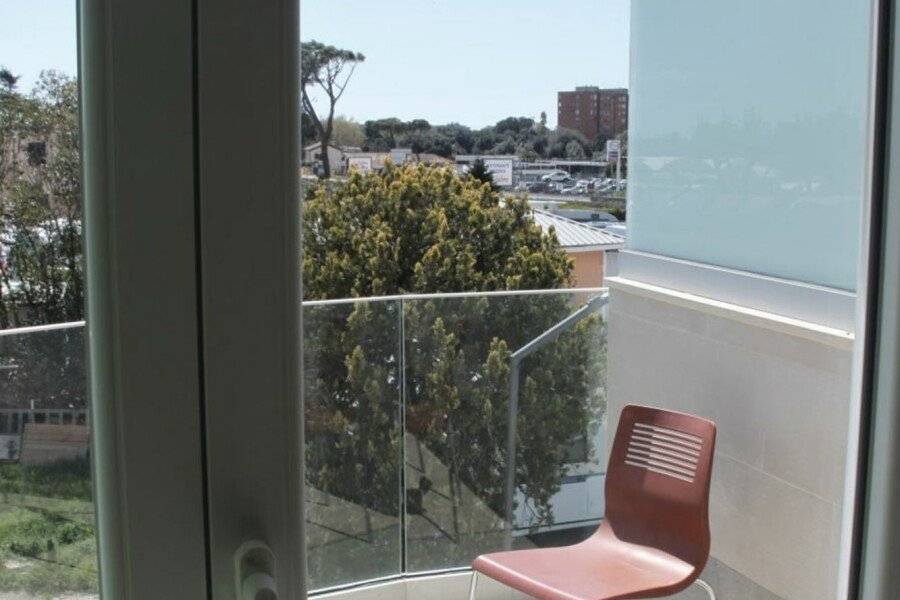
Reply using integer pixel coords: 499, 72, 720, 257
0, 1, 630, 129
0, 3, 78, 90
302, 0, 630, 128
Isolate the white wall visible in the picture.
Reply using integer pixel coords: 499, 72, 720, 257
606, 279, 852, 600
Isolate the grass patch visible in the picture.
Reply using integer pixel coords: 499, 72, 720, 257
0, 458, 92, 502
0, 459, 97, 597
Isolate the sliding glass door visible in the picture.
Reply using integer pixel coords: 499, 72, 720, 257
9, 1, 891, 599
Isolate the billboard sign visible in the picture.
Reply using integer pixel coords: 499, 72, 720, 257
605, 139, 621, 162
483, 158, 514, 187
347, 156, 373, 174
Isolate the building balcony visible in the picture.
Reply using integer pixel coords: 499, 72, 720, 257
0, 282, 852, 600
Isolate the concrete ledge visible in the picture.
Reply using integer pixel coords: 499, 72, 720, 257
613, 250, 857, 332
606, 276, 854, 350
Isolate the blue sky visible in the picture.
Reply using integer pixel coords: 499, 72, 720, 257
0, 1, 630, 128
0, 3, 78, 90
303, 0, 630, 127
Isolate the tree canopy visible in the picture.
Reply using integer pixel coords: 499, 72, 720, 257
329, 115, 366, 148
1, 70, 82, 329
466, 158, 497, 191
302, 162, 571, 298
347, 117, 595, 163
302, 164, 605, 581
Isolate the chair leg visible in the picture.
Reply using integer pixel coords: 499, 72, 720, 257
694, 578, 716, 600
468, 570, 479, 600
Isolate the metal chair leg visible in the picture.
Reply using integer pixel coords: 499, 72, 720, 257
468, 570, 479, 600
694, 578, 716, 600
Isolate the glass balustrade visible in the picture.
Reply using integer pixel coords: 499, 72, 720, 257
0, 324, 96, 598
0, 285, 864, 599
302, 289, 608, 592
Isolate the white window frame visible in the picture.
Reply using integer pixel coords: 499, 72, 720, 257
80, 0, 208, 598
80, 0, 303, 598
77, 0, 900, 598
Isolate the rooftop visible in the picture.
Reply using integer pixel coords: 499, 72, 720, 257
532, 208, 625, 251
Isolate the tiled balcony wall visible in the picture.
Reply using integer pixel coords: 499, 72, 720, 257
606, 279, 852, 600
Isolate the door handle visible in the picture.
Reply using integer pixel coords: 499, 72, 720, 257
234, 541, 278, 600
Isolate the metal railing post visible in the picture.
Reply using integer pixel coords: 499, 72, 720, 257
503, 360, 521, 550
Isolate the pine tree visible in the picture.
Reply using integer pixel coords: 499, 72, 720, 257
466, 158, 497, 191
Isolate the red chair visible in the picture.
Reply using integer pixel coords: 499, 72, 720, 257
469, 405, 716, 600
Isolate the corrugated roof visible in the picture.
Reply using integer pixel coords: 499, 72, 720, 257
532, 208, 625, 250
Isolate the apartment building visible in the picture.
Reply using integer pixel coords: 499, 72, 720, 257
558, 86, 628, 143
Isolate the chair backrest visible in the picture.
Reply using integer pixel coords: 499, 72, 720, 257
604, 405, 716, 569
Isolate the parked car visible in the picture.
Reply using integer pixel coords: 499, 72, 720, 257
561, 180, 590, 194
541, 171, 571, 183
526, 181, 552, 193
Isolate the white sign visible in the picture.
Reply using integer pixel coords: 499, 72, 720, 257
483, 158, 514, 187
605, 140, 621, 162
347, 156, 373, 174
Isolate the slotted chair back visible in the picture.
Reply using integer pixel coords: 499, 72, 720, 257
604, 405, 717, 570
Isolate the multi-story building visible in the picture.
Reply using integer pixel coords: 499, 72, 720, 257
557, 86, 628, 143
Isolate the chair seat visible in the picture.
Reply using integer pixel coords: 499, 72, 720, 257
472, 522, 696, 600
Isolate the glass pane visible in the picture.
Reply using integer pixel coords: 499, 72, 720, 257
298, 1, 869, 598
0, 2, 93, 598
402, 292, 607, 572
0, 326, 95, 597
627, 0, 870, 290
618, 2, 871, 599
303, 300, 402, 591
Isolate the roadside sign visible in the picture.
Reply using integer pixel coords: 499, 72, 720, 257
484, 158, 514, 187
347, 156, 373, 174
605, 140, 621, 162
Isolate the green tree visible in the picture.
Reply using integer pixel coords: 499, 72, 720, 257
402, 129, 450, 158
302, 164, 606, 566
357, 115, 608, 164
330, 115, 366, 148
304, 163, 570, 297
548, 128, 590, 159
565, 139, 586, 160
495, 116, 534, 136
434, 122, 474, 154
1, 70, 83, 329
363, 117, 407, 151
466, 158, 496, 191
0, 68, 19, 92
491, 137, 517, 155
517, 145, 539, 162
301, 41, 365, 178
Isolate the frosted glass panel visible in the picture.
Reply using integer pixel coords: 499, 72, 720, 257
627, 0, 870, 291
